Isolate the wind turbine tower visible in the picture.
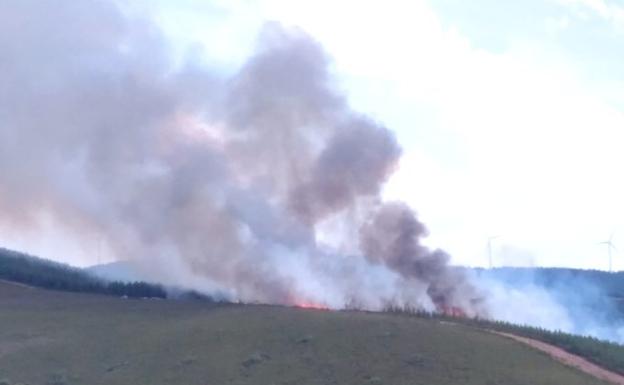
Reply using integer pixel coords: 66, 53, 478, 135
599, 233, 617, 272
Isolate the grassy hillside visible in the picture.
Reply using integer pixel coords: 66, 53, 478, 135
0, 281, 610, 385
394, 310, 624, 377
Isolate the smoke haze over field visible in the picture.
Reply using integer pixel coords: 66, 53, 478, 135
2, 0, 624, 343
0, 0, 482, 313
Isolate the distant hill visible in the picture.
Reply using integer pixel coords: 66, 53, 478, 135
85, 260, 144, 283
0, 248, 166, 299
472, 267, 624, 298
84, 264, 624, 299
5, 248, 624, 301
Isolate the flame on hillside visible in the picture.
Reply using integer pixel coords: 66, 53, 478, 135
294, 301, 329, 310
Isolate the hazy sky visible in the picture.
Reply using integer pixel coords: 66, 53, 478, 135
147, 0, 624, 271
5, 0, 624, 270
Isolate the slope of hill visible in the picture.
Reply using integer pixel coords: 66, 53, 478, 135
85, 260, 144, 283
0, 281, 610, 385
474, 267, 624, 298
0, 248, 166, 299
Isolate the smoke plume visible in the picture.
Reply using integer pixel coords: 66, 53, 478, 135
0, 0, 484, 313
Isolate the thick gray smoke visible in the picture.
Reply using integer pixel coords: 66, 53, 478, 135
360, 203, 481, 312
0, 0, 482, 313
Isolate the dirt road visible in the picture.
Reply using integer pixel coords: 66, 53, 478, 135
494, 331, 624, 385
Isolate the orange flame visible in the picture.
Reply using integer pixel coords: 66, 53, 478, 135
293, 301, 328, 310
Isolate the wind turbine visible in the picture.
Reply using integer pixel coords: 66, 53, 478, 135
487, 235, 500, 269
599, 232, 617, 272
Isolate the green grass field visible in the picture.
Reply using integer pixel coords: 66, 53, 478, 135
0, 281, 610, 385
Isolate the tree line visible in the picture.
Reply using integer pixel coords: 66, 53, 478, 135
0, 248, 167, 299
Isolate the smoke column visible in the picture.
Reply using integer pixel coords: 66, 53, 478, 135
0, 0, 483, 314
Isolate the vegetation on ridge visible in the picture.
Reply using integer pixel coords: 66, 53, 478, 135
0, 248, 166, 299
385, 307, 624, 377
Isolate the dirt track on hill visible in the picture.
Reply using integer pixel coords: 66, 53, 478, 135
494, 332, 624, 385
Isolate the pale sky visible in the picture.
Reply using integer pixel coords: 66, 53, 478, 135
5, 0, 624, 270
